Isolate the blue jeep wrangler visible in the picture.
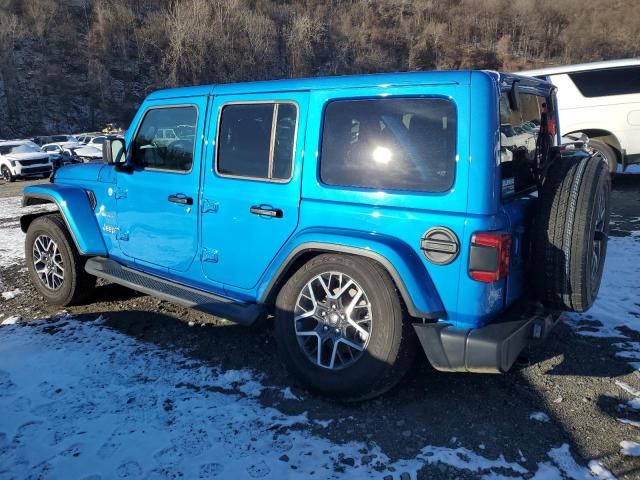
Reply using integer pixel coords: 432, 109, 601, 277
22, 71, 610, 400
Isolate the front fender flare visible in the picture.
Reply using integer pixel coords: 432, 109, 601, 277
257, 229, 446, 320
22, 184, 107, 256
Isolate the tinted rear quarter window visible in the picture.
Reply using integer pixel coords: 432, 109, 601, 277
320, 98, 457, 192
569, 66, 640, 97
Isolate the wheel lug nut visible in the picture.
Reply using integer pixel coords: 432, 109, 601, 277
323, 326, 328, 331
335, 328, 339, 333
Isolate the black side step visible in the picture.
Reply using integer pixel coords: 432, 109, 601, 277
85, 257, 264, 326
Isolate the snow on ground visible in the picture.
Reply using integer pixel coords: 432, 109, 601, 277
1, 288, 22, 300
618, 164, 640, 174
620, 441, 640, 457
529, 412, 551, 423
565, 233, 640, 370
0, 315, 598, 480
0, 197, 56, 269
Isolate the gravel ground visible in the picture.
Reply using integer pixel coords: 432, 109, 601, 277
0, 174, 639, 479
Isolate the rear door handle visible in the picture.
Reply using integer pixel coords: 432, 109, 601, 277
250, 205, 283, 218
168, 194, 193, 205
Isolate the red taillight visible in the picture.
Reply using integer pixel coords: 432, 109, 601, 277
547, 118, 557, 136
469, 232, 511, 282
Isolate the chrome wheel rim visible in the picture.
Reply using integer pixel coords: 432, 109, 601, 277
294, 272, 372, 370
591, 186, 607, 287
1, 167, 10, 181
33, 234, 64, 290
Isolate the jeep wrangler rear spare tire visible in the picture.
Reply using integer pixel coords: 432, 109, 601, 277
25, 214, 96, 306
534, 154, 611, 312
274, 254, 417, 401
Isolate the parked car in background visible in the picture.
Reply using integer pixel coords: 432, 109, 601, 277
0, 140, 52, 181
72, 144, 103, 163
33, 134, 80, 150
41, 143, 76, 167
85, 136, 107, 148
22, 71, 610, 400
518, 59, 640, 172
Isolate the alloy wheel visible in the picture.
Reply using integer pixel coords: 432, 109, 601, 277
294, 271, 372, 370
32, 234, 65, 290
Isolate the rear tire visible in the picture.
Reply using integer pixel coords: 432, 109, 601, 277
25, 214, 96, 306
534, 155, 611, 312
274, 254, 417, 401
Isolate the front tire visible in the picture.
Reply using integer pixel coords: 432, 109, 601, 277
1, 165, 15, 182
25, 214, 96, 306
274, 254, 417, 401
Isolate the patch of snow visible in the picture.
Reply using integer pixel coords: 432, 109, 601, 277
565, 235, 640, 372
1, 288, 22, 300
529, 412, 550, 423
416, 446, 528, 474
618, 418, 640, 428
313, 419, 333, 428
282, 387, 301, 401
1, 315, 20, 325
619, 164, 640, 174
529, 462, 563, 480
616, 380, 640, 398
0, 197, 57, 268
547, 444, 595, 480
625, 398, 640, 410
588, 460, 616, 480
0, 315, 598, 480
620, 440, 640, 456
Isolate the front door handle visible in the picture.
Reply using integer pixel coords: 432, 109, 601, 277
168, 194, 193, 205
250, 205, 283, 218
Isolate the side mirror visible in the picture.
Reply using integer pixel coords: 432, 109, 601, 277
103, 137, 126, 165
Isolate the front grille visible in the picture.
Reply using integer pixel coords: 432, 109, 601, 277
18, 157, 49, 166
22, 166, 52, 175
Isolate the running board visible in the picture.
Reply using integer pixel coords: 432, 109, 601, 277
85, 257, 264, 326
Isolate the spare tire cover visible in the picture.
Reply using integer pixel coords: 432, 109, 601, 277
534, 153, 611, 312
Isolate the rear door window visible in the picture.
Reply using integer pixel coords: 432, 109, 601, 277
569, 66, 640, 97
216, 102, 298, 181
320, 98, 457, 192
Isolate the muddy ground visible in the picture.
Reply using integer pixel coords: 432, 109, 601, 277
1, 175, 639, 479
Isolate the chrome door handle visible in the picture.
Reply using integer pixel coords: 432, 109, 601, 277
250, 206, 283, 218
168, 194, 193, 205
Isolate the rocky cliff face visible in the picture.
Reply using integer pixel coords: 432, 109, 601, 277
0, 1, 152, 138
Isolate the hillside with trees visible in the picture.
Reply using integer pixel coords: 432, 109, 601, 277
0, 0, 638, 137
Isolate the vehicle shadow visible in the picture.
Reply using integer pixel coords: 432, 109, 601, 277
84, 307, 637, 478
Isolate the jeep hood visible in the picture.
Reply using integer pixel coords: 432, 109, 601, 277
54, 162, 106, 182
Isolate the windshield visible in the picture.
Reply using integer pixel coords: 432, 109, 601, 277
0, 143, 42, 155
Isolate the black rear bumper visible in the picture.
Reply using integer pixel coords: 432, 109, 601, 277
413, 303, 560, 373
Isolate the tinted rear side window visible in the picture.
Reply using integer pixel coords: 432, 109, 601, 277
569, 66, 640, 97
320, 98, 456, 192
217, 102, 297, 181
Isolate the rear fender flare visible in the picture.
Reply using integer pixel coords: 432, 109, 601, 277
22, 184, 107, 256
258, 230, 446, 320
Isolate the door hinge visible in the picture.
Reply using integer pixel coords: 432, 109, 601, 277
201, 248, 219, 263
116, 231, 129, 241
202, 198, 219, 213
114, 187, 128, 199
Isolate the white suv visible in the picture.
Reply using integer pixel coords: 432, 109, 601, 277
518, 59, 640, 172
0, 140, 52, 182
